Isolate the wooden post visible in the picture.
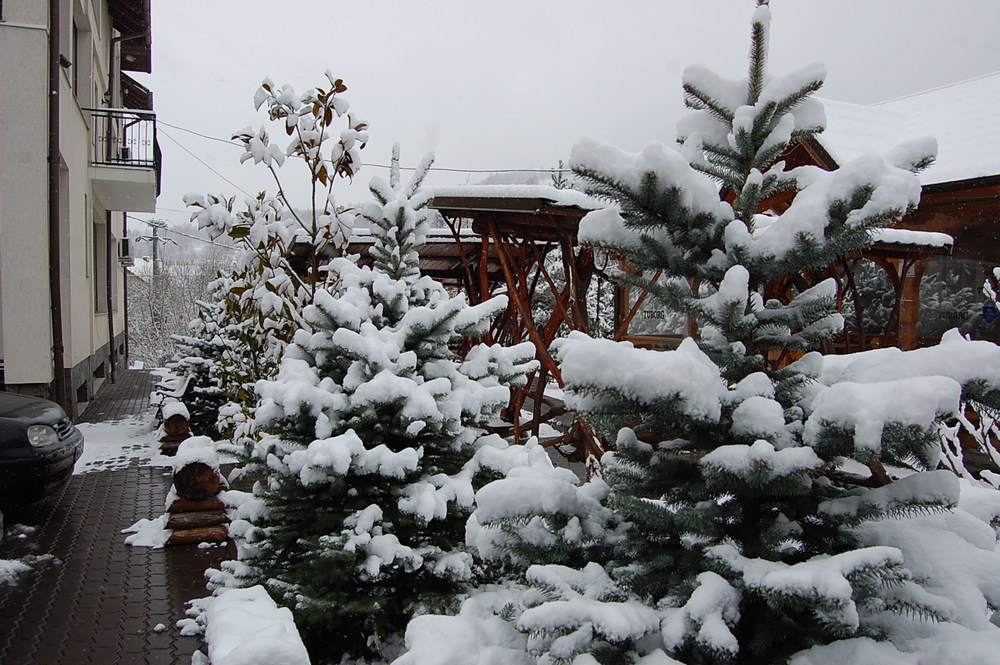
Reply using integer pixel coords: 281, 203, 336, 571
898, 259, 925, 351
479, 233, 490, 307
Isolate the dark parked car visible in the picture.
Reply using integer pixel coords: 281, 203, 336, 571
0, 392, 84, 503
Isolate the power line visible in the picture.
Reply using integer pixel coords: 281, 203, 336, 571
158, 128, 255, 196
159, 119, 241, 147
157, 118, 571, 174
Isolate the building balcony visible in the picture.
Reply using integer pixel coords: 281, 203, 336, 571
85, 107, 160, 213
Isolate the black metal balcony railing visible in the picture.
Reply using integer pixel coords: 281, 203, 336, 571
85, 107, 157, 169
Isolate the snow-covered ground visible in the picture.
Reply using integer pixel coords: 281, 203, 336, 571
73, 413, 174, 474
123, 515, 172, 549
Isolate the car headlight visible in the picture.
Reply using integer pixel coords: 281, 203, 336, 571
27, 425, 60, 447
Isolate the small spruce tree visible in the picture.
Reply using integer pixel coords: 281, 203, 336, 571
166, 298, 228, 437
539, 4, 969, 662
222, 146, 536, 662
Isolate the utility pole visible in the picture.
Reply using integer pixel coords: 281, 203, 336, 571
137, 218, 174, 276
151, 225, 160, 276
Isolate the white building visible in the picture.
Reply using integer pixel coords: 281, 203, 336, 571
0, 0, 158, 415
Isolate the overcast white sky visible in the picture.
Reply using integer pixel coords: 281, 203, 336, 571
132, 0, 1000, 233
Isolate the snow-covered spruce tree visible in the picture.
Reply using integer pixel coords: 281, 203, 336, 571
185, 71, 367, 450
936, 266, 1000, 482
216, 147, 536, 662
165, 298, 228, 437
530, 5, 999, 664
840, 259, 894, 338
986, 267, 1000, 309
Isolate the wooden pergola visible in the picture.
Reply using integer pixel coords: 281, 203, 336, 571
430, 189, 606, 464
419, 184, 967, 462
345, 227, 503, 291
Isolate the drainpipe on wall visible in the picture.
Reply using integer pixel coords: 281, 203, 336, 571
48, 0, 67, 409
106, 210, 116, 383
123, 215, 130, 364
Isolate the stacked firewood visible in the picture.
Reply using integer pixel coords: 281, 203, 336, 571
166, 436, 230, 546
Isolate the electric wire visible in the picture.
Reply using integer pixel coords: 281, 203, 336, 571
157, 118, 571, 173
158, 128, 255, 197
152, 119, 570, 238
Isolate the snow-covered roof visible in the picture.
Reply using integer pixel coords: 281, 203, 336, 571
817, 71, 1000, 186
431, 185, 603, 211
348, 227, 474, 244
870, 228, 952, 250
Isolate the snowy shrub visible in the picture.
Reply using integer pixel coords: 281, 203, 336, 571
166, 297, 228, 437
184, 72, 368, 450
211, 146, 536, 662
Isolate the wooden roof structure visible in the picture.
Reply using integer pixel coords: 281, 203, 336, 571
108, 0, 152, 73
345, 228, 503, 290
792, 73, 1000, 264
431, 188, 606, 465
789, 137, 1000, 265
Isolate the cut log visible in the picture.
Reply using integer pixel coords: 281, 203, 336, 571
160, 441, 180, 456
159, 433, 191, 457
164, 413, 191, 437
173, 462, 223, 502
167, 497, 226, 513
166, 510, 228, 530
167, 525, 229, 546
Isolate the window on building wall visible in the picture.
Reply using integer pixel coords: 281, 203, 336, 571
85, 196, 92, 278
71, 21, 79, 90
111, 231, 119, 312
94, 218, 108, 314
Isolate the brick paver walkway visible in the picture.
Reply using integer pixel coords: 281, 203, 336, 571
0, 370, 234, 664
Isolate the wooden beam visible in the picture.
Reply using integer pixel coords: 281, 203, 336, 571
490, 221, 564, 386
528, 242, 575, 332
613, 269, 664, 340
898, 259, 925, 351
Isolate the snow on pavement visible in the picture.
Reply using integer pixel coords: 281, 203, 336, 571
0, 559, 32, 585
122, 515, 172, 549
73, 414, 174, 474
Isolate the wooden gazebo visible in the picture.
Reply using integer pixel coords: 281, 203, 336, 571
420, 183, 967, 462
430, 186, 607, 463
